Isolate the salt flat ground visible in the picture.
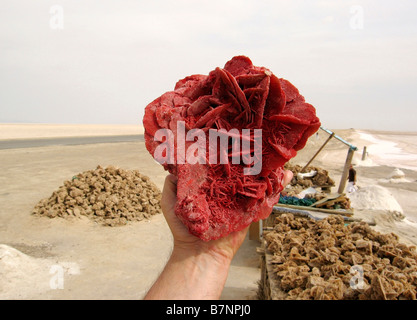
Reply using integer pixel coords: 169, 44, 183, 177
291, 128, 417, 245
1, 124, 416, 299
0, 124, 258, 300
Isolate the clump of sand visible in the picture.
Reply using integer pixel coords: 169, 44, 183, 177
349, 185, 404, 220
32, 165, 162, 226
384, 168, 412, 184
0, 244, 52, 299
0, 244, 80, 299
389, 168, 406, 179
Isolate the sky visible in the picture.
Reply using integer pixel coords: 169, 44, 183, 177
1, 0, 416, 131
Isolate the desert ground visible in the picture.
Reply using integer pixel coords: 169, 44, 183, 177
1, 124, 417, 299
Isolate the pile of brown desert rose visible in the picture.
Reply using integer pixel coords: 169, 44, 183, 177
264, 214, 417, 300
284, 163, 335, 190
32, 165, 161, 226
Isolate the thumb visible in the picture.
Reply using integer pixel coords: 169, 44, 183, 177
282, 170, 293, 188
161, 174, 178, 216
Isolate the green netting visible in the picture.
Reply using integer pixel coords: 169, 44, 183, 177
278, 196, 317, 207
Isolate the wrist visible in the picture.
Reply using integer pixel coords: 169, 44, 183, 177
172, 241, 234, 267
167, 244, 232, 300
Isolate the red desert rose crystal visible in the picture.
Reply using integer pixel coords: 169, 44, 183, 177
143, 56, 320, 241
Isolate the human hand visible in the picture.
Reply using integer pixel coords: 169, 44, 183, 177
161, 170, 294, 263
146, 170, 293, 300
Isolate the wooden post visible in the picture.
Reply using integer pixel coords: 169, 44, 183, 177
249, 221, 260, 241
301, 132, 334, 172
362, 146, 367, 161
338, 147, 355, 194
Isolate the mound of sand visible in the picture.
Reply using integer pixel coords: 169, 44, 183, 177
0, 244, 51, 299
32, 165, 162, 226
0, 244, 50, 277
0, 244, 80, 299
349, 185, 404, 220
389, 168, 406, 179
375, 169, 412, 185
